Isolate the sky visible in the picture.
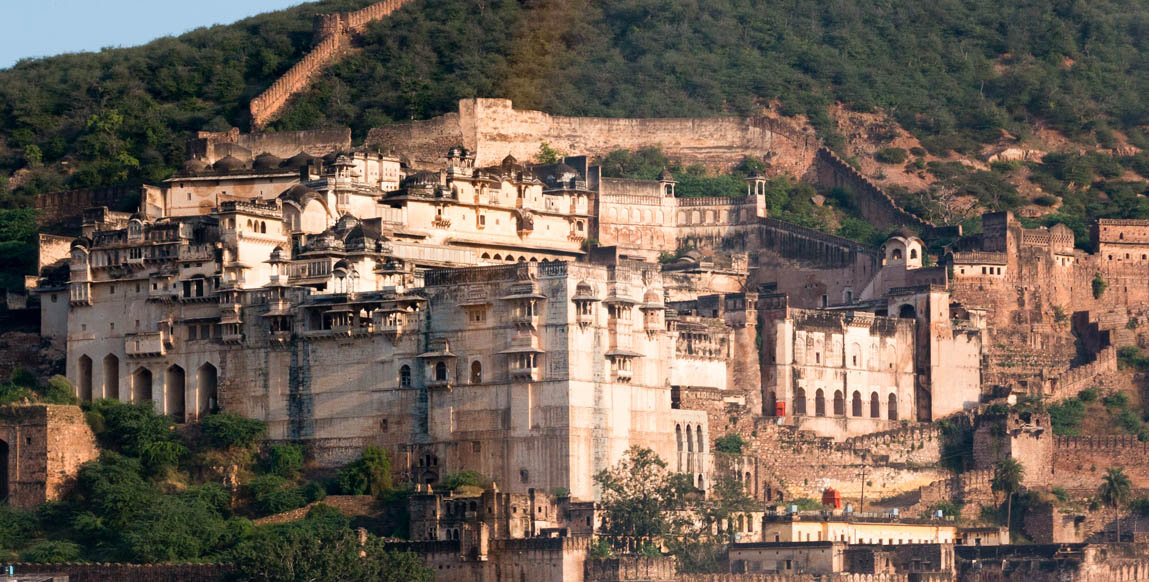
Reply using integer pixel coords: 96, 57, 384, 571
0, 0, 306, 69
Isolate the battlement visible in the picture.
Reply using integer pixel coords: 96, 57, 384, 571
1055, 435, 1149, 450
812, 147, 936, 236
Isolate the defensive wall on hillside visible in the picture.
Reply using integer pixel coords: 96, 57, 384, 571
1051, 435, 1149, 490
810, 148, 940, 236
367, 98, 819, 171
249, 0, 414, 129
6, 563, 231, 582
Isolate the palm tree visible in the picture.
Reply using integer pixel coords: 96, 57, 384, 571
992, 458, 1024, 539
1099, 467, 1132, 542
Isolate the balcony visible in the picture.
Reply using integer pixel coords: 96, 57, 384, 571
221, 330, 243, 344
269, 330, 292, 344
125, 331, 167, 357
508, 363, 539, 382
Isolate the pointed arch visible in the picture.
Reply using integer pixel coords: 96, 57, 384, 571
165, 365, 186, 421
851, 391, 863, 417
132, 367, 153, 403
103, 354, 119, 400
888, 393, 899, 421
77, 355, 93, 402
870, 391, 880, 418
833, 390, 845, 416
815, 389, 826, 417
197, 363, 218, 417
794, 388, 807, 416
470, 360, 482, 384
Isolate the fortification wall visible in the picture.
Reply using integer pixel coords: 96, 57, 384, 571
677, 574, 950, 582
0, 404, 99, 509
1051, 436, 1149, 489
810, 148, 935, 235
1043, 347, 1117, 400
585, 557, 677, 582
6, 563, 230, 582
35, 186, 141, 227
250, 0, 414, 129
368, 98, 818, 171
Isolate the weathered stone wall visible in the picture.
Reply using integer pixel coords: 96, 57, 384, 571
0, 404, 99, 509
368, 98, 818, 171
1051, 436, 1149, 490
6, 563, 230, 582
809, 148, 935, 235
585, 557, 677, 582
35, 186, 142, 228
676, 574, 951, 582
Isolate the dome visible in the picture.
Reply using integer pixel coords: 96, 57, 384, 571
253, 153, 283, 170
889, 226, 919, 240
213, 155, 247, 172
268, 246, 287, 262
334, 213, 361, 234
658, 168, 675, 182
643, 290, 661, 304
182, 158, 208, 173
280, 184, 320, 205
285, 152, 317, 168
71, 237, 91, 250
575, 281, 594, 295
333, 154, 355, 167
333, 258, 352, 272
500, 154, 519, 169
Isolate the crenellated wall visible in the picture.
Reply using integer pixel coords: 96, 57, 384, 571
810, 148, 936, 235
250, 0, 414, 129
368, 98, 818, 171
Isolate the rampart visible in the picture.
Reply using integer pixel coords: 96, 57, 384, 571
5, 563, 230, 582
35, 185, 144, 227
1042, 346, 1116, 400
187, 127, 351, 163
1052, 436, 1149, 489
250, 0, 414, 129
676, 574, 951, 582
810, 148, 937, 235
756, 218, 878, 269
367, 98, 818, 171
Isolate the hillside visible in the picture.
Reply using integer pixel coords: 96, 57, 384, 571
0, 0, 1147, 239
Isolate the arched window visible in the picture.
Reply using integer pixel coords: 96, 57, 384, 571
851, 391, 862, 417
103, 354, 119, 400
910, 249, 918, 259
260, 221, 267, 234
435, 362, 447, 382
686, 425, 694, 452
815, 389, 826, 417
166, 365, 186, 422
870, 391, 880, 418
696, 425, 703, 453
892, 248, 903, 260
888, 393, 899, 420
676, 424, 683, 471
400, 365, 411, 388
794, 388, 807, 416
833, 390, 845, 416
470, 361, 482, 384
899, 304, 917, 319
198, 363, 219, 416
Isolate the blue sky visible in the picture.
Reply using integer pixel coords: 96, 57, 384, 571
0, 0, 305, 69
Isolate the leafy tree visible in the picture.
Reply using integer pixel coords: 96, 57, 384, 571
535, 142, 563, 164
1048, 399, 1086, 436
265, 444, 304, 479
593, 446, 690, 551
336, 445, 393, 496
20, 540, 81, 563
247, 475, 307, 516
442, 469, 488, 490
713, 434, 746, 454
1099, 467, 1132, 541
74, 452, 159, 529
86, 399, 179, 458
1093, 273, 1108, 298
230, 506, 432, 582
201, 413, 267, 450
991, 458, 1024, 537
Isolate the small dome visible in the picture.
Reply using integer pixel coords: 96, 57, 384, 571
213, 155, 247, 171
658, 168, 675, 182
575, 280, 593, 295
333, 258, 352, 271
335, 213, 361, 233
268, 246, 286, 262
501, 154, 519, 168
333, 154, 355, 167
889, 226, 920, 241
644, 290, 661, 304
71, 237, 91, 250
285, 152, 317, 168
182, 158, 208, 173
253, 153, 283, 170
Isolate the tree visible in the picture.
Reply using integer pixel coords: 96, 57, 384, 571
991, 458, 1024, 538
201, 413, 267, 450
230, 506, 433, 582
535, 142, 563, 164
594, 446, 690, 552
1099, 467, 1132, 541
337, 446, 393, 496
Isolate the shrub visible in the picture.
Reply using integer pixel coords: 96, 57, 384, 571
1093, 273, 1108, 298
87, 400, 178, 458
1078, 388, 1099, 403
1131, 496, 1149, 517
266, 444, 304, 479
875, 147, 908, 164
713, 433, 746, 454
442, 470, 487, 491
0, 507, 38, 550
790, 498, 824, 510
1034, 194, 1059, 207
1103, 391, 1130, 409
201, 413, 267, 450
20, 540, 81, 563
1052, 487, 1070, 502
1049, 399, 1086, 435
247, 475, 306, 516
336, 446, 393, 496
300, 481, 327, 504
909, 147, 926, 157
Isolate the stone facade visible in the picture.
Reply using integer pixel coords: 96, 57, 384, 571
0, 404, 98, 509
